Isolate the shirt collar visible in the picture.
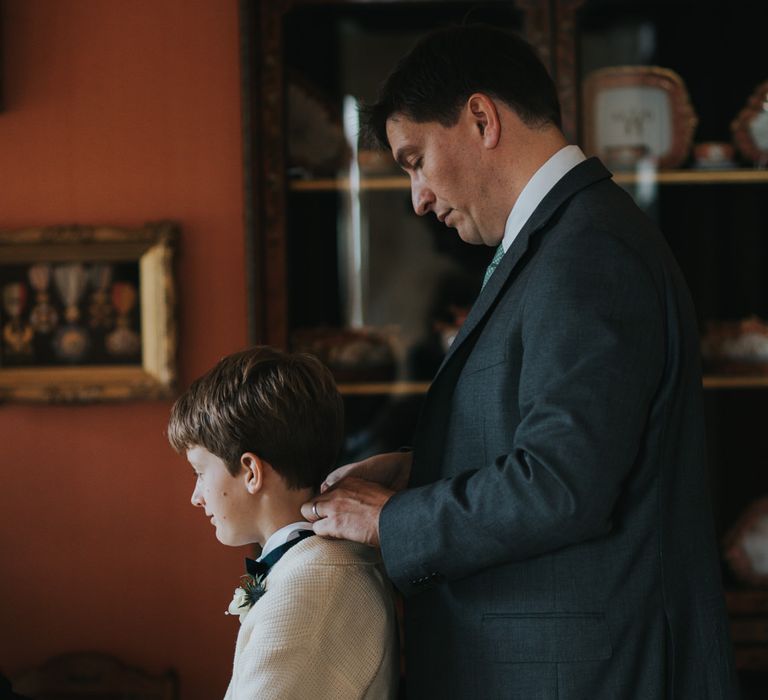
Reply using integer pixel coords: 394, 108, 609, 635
501, 145, 586, 252
258, 521, 313, 561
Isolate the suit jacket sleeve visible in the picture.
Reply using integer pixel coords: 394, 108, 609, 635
379, 221, 667, 595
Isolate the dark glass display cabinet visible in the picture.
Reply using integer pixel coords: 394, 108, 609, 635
241, 2, 768, 692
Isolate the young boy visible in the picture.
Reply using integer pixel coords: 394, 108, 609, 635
167, 346, 398, 700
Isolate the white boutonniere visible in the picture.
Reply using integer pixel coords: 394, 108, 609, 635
225, 573, 266, 623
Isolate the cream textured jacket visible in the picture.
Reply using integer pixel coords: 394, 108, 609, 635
223, 536, 399, 700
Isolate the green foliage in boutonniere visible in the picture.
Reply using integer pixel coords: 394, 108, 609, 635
226, 573, 266, 622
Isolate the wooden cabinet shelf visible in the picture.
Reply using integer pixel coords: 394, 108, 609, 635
727, 589, 768, 671
704, 376, 768, 389
289, 169, 768, 193
613, 169, 768, 186
336, 376, 768, 396
338, 381, 431, 396
290, 176, 405, 192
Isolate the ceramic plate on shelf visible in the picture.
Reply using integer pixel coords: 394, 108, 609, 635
582, 65, 698, 170
731, 80, 768, 166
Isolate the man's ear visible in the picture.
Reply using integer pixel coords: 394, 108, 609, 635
466, 93, 501, 148
240, 452, 264, 495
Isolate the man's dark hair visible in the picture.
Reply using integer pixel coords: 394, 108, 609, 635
360, 23, 561, 149
167, 346, 344, 491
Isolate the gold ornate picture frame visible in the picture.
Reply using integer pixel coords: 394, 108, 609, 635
582, 66, 698, 170
0, 222, 178, 402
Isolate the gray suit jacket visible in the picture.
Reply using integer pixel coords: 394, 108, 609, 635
379, 158, 739, 699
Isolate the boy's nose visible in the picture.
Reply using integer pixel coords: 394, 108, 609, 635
191, 486, 204, 508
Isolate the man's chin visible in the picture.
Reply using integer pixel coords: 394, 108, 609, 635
455, 228, 485, 245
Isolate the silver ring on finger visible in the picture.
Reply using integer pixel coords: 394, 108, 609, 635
312, 502, 321, 520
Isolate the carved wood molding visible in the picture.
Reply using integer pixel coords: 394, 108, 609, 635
516, 0, 553, 75
554, 0, 586, 144
259, 4, 289, 348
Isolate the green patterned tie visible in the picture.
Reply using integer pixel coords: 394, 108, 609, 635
481, 244, 505, 289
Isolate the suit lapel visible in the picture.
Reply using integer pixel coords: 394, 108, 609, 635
431, 157, 612, 384
411, 158, 612, 485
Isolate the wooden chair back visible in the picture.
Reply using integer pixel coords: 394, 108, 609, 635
12, 652, 177, 700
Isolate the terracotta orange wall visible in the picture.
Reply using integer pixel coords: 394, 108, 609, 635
0, 2, 249, 697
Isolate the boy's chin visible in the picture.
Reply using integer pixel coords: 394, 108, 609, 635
215, 528, 238, 547
215, 528, 255, 548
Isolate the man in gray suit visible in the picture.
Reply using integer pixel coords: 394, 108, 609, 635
302, 24, 739, 699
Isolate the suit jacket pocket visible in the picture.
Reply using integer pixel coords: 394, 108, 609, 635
477, 612, 613, 663
461, 347, 508, 375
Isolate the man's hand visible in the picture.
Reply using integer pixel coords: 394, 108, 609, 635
301, 477, 395, 547
321, 450, 413, 494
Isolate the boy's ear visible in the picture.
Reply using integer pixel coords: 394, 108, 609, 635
240, 452, 264, 495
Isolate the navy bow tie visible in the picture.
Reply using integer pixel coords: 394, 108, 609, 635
245, 529, 314, 579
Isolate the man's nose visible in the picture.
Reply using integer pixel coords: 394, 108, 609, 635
412, 181, 435, 216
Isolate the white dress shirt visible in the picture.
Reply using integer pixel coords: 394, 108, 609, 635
258, 521, 314, 560
501, 145, 586, 252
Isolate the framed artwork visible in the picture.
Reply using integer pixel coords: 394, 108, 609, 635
731, 80, 768, 166
0, 222, 178, 402
582, 66, 698, 170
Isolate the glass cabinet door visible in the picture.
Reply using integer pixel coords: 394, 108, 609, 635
246, 1, 550, 460
243, 0, 768, 681
560, 0, 768, 378
557, 1, 768, 685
